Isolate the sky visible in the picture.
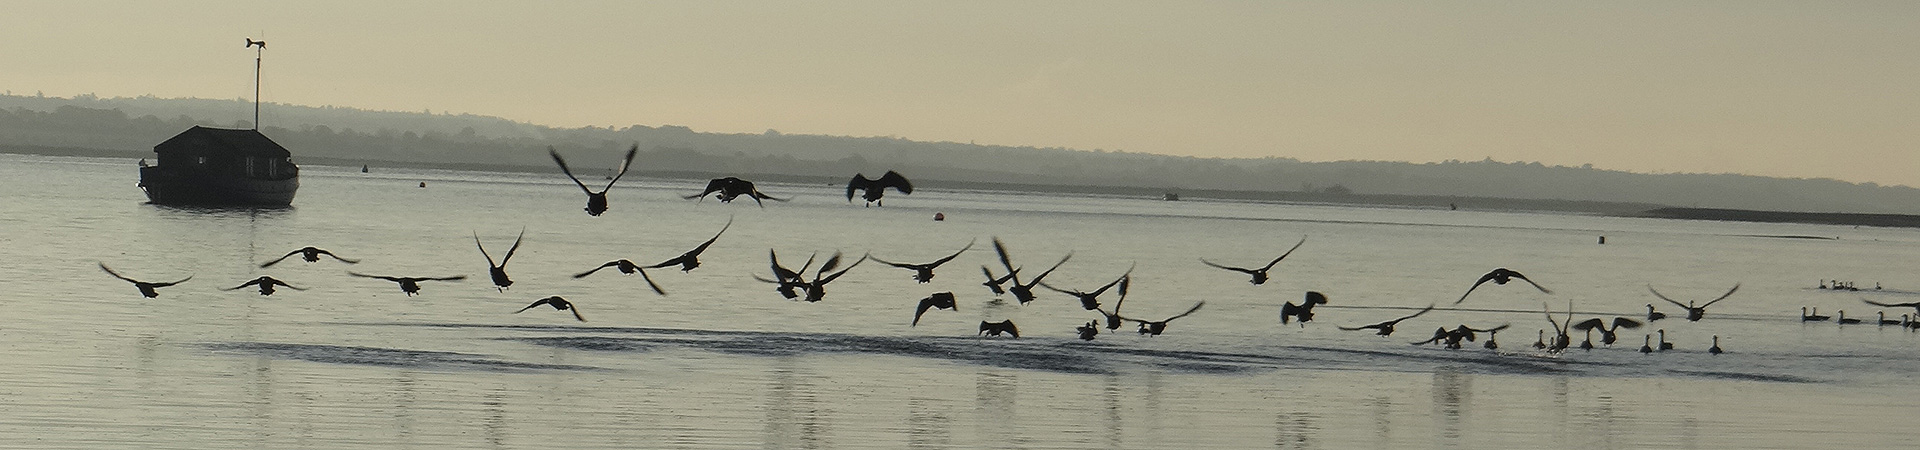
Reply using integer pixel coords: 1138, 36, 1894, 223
5, 1, 1918, 187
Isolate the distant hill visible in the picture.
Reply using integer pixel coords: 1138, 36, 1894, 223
5, 92, 1920, 215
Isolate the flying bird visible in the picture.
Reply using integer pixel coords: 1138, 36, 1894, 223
1039, 264, 1132, 311
801, 252, 866, 303
475, 228, 525, 292
1280, 291, 1329, 326
1569, 317, 1643, 346
99, 263, 191, 298
1121, 301, 1205, 336
1647, 283, 1739, 322
752, 249, 815, 300
847, 170, 913, 206
644, 218, 732, 272
991, 237, 1071, 305
1095, 275, 1133, 331
1338, 304, 1435, 336
348, 272, 465, 296
225, 276, 303, 296
980, 265, 1017, 296
979, 320, 1020, 338
1198, 237, 1306, 285
516, 296, 586, 322
1542, 301, 1575, 351
572, 259, 666, 296
549, 144, 638, 216
911, 292, 958, 326
1411, 324, 1510, 349
260, 246, 358, 268
1455, 268, 1552, 304
871, 240, 973, 283
684, 177, 787, 207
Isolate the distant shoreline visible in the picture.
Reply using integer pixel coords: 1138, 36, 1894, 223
19, 144, 1914, 227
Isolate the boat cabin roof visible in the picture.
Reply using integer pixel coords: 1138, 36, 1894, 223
154, 126, 291, 158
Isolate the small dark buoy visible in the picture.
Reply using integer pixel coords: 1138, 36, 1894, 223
934, 212, 945, 221
418, 182, 427, 188
1598, 236, 1606, 244
361, 164, 369, 173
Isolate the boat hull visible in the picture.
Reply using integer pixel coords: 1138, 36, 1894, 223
140, 165, 298, 206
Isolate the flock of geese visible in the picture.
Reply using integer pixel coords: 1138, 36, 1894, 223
97, 145, 1911, 358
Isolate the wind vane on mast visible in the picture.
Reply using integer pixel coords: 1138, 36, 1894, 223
245, 38, 265, 129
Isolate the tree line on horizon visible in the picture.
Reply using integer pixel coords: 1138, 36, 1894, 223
3, 92, 1918, 214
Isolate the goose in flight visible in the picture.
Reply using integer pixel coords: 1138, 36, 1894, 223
872, 240, 973, 283
1569, 317, 1642, 346
99, 263, 191, 298
260, 246, 358, 268
847, 170, 913, 206
1455, 268, 1552, 304
1280, 291, 1329, 326
991, 238, 1071, 305
643, 218, 732, 272
1039, 263, 1131, 311
801, 252, 865, 303
911, 292, 958, 326
1338, 303, 1435, 336
348, 272, 465, 296
1120, 301, 1205, 336
549, 144, 637, 216
572, 259, 666, 296
1095, 274, 1132, 331
685, 177, 787, 207
1647, 283, 1739, 322
225, 276, 304, 296
516, 296, 586, 322
1198, 237, 1305, 285
475, 228, 525, 292
751, 249, 815, 300
979, 320, 1019, 338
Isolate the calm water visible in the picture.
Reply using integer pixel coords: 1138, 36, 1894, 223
3, 153, 1919, 449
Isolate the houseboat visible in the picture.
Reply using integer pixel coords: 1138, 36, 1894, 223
138, 125, 298, 206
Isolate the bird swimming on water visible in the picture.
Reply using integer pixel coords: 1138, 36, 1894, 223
1647, 283, 1740, 322
348, 272, 465, 296
1198, 237, 1306, 285
1454, 268, 1552, 304
1801, 306, 1831, 322
1645, 304, 1667, 322
685, 177, 787, 207
225, 276, 304, 296
847, 170, 913, 207
549, 144, 637, 216
475, 228, 525, 292
99, 263, 191, 298
1836, 310, 1863, 325
516, 296, 586, 322
643, 218, 732, 273
1280, 291, 1329, 326
1338, 303, 1435, 336
1076, 321, 1100, 341
912, 292, 958, 326
572, 259, 666, 296
1709, 335, 1723, 355
871, 240, 973, 283
260, 246, 358, 268
1657, 329, 1674, 351
979, 320, 1019, 338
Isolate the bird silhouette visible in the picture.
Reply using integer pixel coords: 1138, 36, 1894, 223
1878, 311, 1903, 326
1579, 329, 1595, 350
1542, 301, 1574, 352
1569, 317, 1643, 346
1198, 237, 1305, 285
549, 144, 637, 216
1120, 301, 1205, 336
516, 296, 585, 322
1455, 268, 1552, 304
572, 259, 666, 296
225, 276, 303, 296
751, 249, 816, 300
1709, 335, 1723, 355
685, 177, 787, 207
644, 218, 732, 272
1531, 330, 1546, 349
1484, 329, 1502, 350
1411, 324, 1510, 349
1039, 264, 1132, 311
801, 252, 866, 303
991, 238, 1071, 305
1657, 329, 1674, 351
1076, 321, 1100, 341
872, 240, 973, 283
1095, 275, 1133, 331
1647, 283, 1739, 322
1801, 306, 1831, 322
1639, 335, 1654, 354
260, 246, 358, 268
979, 320, 1019, 338
348, 272, 465, 296
475, 228, 525, 292
1280, 291, 1329, 326
1836, 310, 1863, 325
99, 263, 191, 298
912, 292, 958, 326
980, 265, 1017, 296
1338, 304, 1435, 336
1645, 304, 1667, 322
847, 170, 913, 206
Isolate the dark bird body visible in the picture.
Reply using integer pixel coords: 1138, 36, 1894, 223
1280, 291, 1329, 326
645, 219, 732, 272
1646, 304, 1667, 322
226, 276, 303, 296
99, 263, 191, 298
872, 240, 972, 283
1657, 329, 1674, 351
549, 144, 637, 216
847, 170, 913, 206
1709, 335, 1724, 354
1040, 265, 1130, 311
1801, 306, 1830, 322
991, 238, 1071, 305
979, 320, 1019, 338
475, 229, 525, 292
980, 266, 1016, 296
1339, 304, 1435, 336
1095, 275, 1133, 330
685, 177, 786, 207
1411, 324, 1510, 349
260, 246, 358, 268
1648, 284, 1740, 322
1120, 301, 1205, 336
1199, 237, 1305, 285
1076, 321, 1100, 341
801, 252, 865, 303
1570, 317, 1643, 346
572, 259, 666, 295
912, 292, 958, 326
752, 249, 815, 300
349, 272, 465, 296
1455, 268, 1552, 304
516, 296, 586, 322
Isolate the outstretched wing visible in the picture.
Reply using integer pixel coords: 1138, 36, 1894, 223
98, 263, 138, 283
549, 147, 594, 194
1863, 299, 1920, 308
913, 297, 936, 326
1611, 317, 1643, 330
991, 237, 1020, 282
349, 272, 405, 282
685, 178, 727, 200
686, 218, 733, 257
474, 232, 496, 266
878, 171, 913, 194
1645, 285, 1692, 309
1339, 322, 1388, 331
635, 267, 667, 296
602, 144, 638, 192
1454, 271, 1500, 304
315, 249, 359, 264
1569, 317, 1606, 331
1509, 271, 1552, 294
500, 228, 526, 265
819, 254, 867, 284
1394, 304, 1436, 323
927, 240, 974, 267
1199, 258, 1257, 274
846, 174, 873, 201
1258, 236, 1309, 271
260, 249, 302, 268
573, 261, 623, 278
515, 297, 555, 314
1027, 253, 1074, 284
1164, 301, 1206, 322
1697, 283, 1741, 308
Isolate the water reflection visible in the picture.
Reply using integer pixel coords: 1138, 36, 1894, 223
974, 370, 1017, 446
765, 357, 828, 449
905, 397, 952, 450
1104, 375, 1123, 449
1431, 368, 1470, 448
1273, 410, 1318, 449
481, 387, 508, 449
1368, 395, 1392, 448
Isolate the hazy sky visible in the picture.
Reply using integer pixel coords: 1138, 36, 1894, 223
6, 1, 1918, 187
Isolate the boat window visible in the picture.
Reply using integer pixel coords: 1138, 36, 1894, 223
196, 156, 207, 165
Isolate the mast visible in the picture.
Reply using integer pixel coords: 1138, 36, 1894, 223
246, 38, 266, 130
